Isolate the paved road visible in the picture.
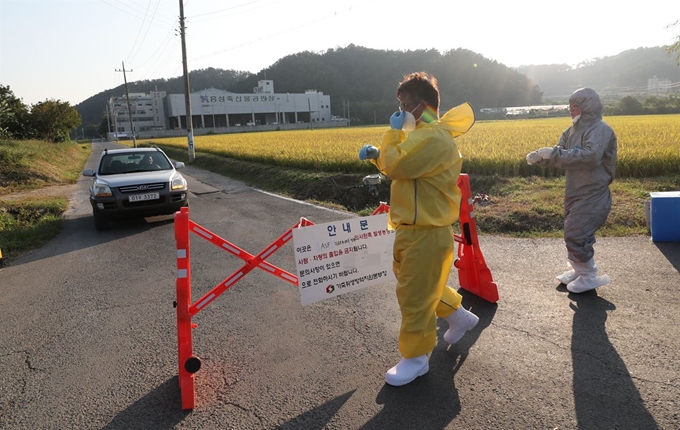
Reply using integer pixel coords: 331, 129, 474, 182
0, 142, 678, 429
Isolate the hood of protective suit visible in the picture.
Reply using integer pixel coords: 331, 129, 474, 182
436, 102, 476, 137
569, 88, 603, 124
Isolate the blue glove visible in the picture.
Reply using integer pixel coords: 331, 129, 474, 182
390, 111, 405, 130
359, 145, 380, 160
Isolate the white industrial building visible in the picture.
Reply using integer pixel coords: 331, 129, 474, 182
107, 80, 339, 139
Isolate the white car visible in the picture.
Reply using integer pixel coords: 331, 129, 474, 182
82, 147, 189, 230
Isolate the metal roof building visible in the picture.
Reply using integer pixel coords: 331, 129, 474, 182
108, 80, 337, 139
165, 80, 332, 129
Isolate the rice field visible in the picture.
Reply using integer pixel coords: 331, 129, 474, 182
149, 114, 680, 178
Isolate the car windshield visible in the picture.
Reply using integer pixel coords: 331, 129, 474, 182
99, 152, 172, 175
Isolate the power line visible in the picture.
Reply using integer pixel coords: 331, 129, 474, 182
99, 0, 180, 79
139, 20, 180, 79
124, 0, 153, 62
188, 1, 378, 65
100, 0, 175, 25
189, 0, 286, 23
127, 0, 165, 64
190, 0, 270, 18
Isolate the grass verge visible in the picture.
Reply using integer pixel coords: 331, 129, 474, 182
0, 197, 68, 261
0, 139, 92, 264
0, 139, 92, 193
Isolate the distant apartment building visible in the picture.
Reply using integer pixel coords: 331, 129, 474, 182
106, 80, 335, 138
107, 91, 168, 136
647, 76, 672, 93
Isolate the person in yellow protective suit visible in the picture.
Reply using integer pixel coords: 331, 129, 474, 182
359, 72, 480, 386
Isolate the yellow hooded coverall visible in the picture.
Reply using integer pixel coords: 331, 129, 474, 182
370, 102, 475, 358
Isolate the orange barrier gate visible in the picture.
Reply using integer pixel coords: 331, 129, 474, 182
174, 208, 318, 410
173, 173, 496, 410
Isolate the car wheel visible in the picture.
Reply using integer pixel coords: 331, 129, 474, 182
94, 213, 107, 231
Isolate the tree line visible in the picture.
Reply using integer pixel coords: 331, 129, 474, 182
76, 45, 680, 134
75, 46, 543, 129
3, 41, 679, 141
519, 47, 680, 98
0, 84, 81, 142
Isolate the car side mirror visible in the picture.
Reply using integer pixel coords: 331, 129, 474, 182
174, 161, 185, 169
83, 168, 95, 176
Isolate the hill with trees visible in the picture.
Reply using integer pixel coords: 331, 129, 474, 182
74, 45, 679, 131
518, 46, 680, 100
75, 46, 542, 128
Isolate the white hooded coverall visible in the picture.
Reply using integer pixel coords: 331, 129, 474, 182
535, 87, 618, 263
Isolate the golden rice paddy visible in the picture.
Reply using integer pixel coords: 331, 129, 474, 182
150, 114, 680, 178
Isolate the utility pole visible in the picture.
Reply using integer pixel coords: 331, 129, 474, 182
179, 0, 195, 162
113, 107, 119, 141
308, 99, 313, 130
347, 100, 351, 127
105, 105, 112, 140
115, 61, 137, 148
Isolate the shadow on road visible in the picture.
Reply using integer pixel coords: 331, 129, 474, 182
7, 214, 174, 268
276, 390, 355, 430
653, 242, 680, 272
101, 377, 190, 430
358, 290, 497, 430
569, 292, 659, 429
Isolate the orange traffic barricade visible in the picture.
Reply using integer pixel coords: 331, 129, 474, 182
174, 208, 315, 409
453, 174, 500, 303
172, 173, 497, 410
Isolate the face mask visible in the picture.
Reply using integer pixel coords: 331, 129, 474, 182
402, 110, 417, 132
401, 102, 422, 132
572, 114, 581, 124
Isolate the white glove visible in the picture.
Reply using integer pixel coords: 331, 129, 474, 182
526, 151, 542, 165
537, 147, 554, 159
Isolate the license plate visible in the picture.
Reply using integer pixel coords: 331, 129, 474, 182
129, 192, 160, 202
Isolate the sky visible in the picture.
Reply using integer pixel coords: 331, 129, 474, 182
1, 0, 678, 107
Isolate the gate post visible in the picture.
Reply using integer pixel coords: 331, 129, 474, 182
175, 207, 200, 410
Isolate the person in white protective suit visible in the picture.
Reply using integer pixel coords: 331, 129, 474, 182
526, 87, 618, 293
359, 72, 480, 386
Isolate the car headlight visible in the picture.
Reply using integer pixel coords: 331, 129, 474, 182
93, 182, 112, 197
171, 173, 187, 191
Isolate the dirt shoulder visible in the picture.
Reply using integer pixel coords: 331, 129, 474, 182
0, 184, 78, 201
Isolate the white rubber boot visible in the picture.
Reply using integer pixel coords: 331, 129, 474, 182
556, 260, 599, 284
555, 261, 578, 284
443, 306, 479, 344
385, 354, 429, 386
567, 259, 611, 293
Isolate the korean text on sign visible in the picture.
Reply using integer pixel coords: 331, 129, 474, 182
292, 214, 395, 305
